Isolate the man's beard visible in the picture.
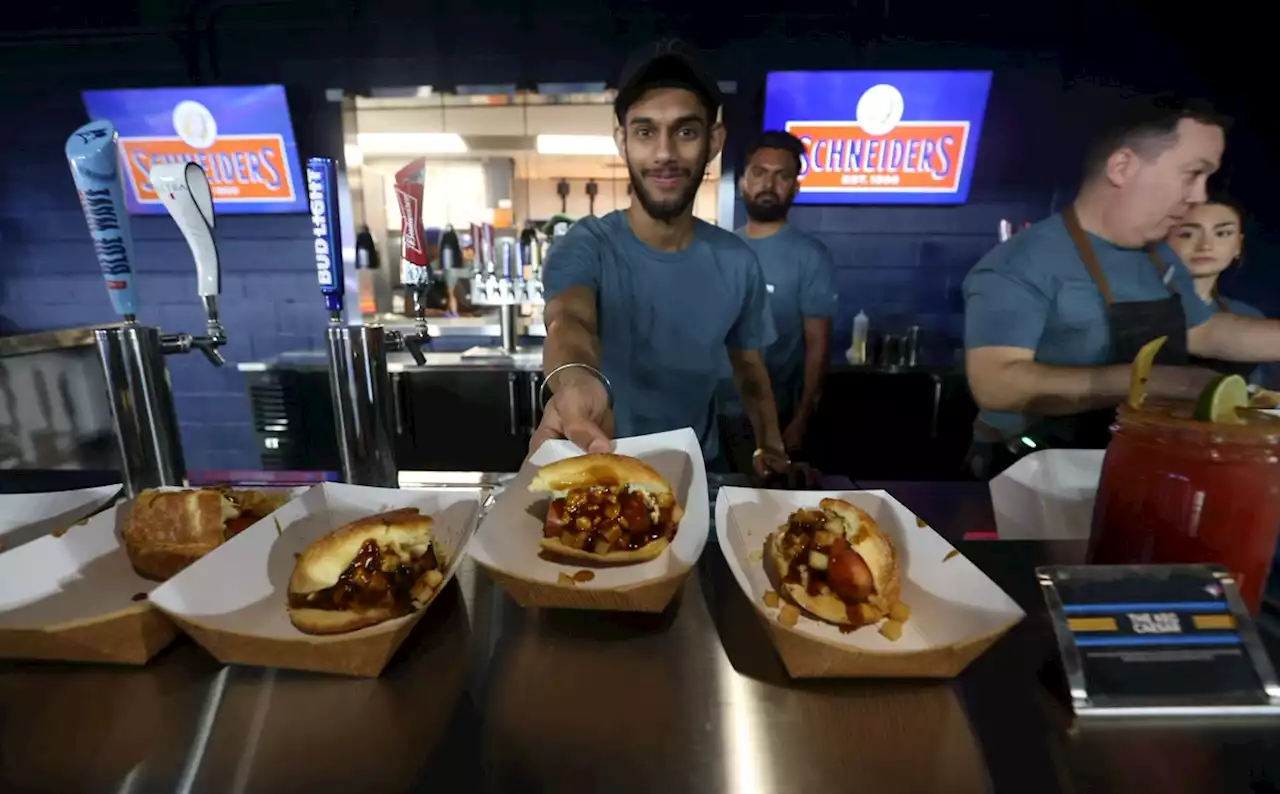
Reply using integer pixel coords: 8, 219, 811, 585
744, 191, 792, 223
626, 144, 710, 223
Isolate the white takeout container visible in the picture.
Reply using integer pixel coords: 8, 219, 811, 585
0, 484, 121, 554
0, 485, 303, 665
989, 449, 1104, 541
148, 481, 483, 677
0, 499, 174, 664
716, 486, 1025, 678
469, 428, 710, 612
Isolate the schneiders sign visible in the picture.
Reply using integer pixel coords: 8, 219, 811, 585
787, 84, 970, 194
82, 86, 304, 215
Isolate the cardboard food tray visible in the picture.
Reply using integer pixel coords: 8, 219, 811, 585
469, 428, 710, 612
716, 486, 1025, 678
989, 449, 1104, 541
148, 482, 483, 678
0, 485, 301, 665
0, 484, 121, 555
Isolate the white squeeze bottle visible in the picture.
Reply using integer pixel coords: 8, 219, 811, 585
849, 310, 869, 364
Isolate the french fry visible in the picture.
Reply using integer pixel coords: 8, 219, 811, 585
889, 602, 911, 622
763, 590, 780, 608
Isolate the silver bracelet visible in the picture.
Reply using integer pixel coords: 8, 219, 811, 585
540, 362, 615, 410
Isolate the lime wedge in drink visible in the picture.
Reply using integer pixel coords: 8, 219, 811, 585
1128, 336, 1167, 409
1193, 374, 1250, 424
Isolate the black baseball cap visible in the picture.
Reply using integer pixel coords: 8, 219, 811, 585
614, 39, 723, 123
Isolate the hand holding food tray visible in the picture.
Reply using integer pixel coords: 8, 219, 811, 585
469, 428, 709, 612
0, 485, 299, 665
147, 482, 482, 678
716, 486, 1025, 678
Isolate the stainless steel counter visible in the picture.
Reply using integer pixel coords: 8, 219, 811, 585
238, 349, 544, 374
2, 475, 1278, 794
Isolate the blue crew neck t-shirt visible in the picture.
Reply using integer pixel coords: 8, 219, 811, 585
543, 211, 776, 461
717, 225, 838, 419
963, 213, 1214, 438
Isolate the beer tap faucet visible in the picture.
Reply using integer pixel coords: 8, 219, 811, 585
67, 121, 230, 495
151, 162, 228, 367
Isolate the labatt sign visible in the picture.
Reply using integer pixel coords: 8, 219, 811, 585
787, 84, 970, 194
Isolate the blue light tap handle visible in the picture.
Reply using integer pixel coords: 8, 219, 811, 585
65, 120, 138, 319
305, 157, 344, 318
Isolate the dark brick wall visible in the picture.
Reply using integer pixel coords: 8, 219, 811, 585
1, 4, 1274, 469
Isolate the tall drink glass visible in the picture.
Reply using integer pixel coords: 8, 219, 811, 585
1090, 403, 1280, 612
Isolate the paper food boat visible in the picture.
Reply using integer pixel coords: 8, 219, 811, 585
0, 485, 303, 665
716, 487, 1025, 678
148, 482, 482, 678
470, 428, 709, 612
0, 499, 175, 665
0, 484, 121, 554
989, 449, 1104, 541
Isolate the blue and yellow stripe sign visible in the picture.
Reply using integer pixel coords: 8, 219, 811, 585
1063, 600, 1238, 649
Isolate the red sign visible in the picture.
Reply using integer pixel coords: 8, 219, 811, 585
121, 134, 296, 204
787, 121, 971, 194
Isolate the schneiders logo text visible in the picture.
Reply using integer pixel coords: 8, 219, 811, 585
307, 167, 335, 286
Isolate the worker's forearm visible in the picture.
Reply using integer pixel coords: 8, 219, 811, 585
544, 315, 600, 390
795, 343, 828, 422
1190, 315, 1280, 362
975, 361, 1215, 415
733, 361, 784, 450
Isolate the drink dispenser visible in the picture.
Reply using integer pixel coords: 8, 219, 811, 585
66, 121, 228, 496
308, 157, 427, 487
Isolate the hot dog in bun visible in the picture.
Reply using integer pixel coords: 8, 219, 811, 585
530, 453, 683, 564
766, 498, 902, 629
287, 508, 446, 635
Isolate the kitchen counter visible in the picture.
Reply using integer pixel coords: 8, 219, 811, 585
2, 472, 1277, 793
238, 348, 544, 373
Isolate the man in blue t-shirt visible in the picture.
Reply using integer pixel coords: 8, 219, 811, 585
964, 96, 1280, 477
718, 131, 837, 472
530, 42, 788, 475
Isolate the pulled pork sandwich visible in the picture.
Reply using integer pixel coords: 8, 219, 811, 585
766, 498, 902, 630
531, 453, 683, 564
123, 487, 290, 581
287, 508, 445, 635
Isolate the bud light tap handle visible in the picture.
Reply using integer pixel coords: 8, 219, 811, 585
65, 120, 138, 321
306, 157, 344, 321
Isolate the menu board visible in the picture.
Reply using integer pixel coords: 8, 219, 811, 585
81, 85, 305, 215
762, 70, 992, 205
1038, 565, 1280, 717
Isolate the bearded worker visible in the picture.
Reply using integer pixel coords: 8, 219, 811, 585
529, 41, 789, 477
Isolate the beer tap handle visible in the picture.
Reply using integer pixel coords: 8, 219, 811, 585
66, 120, 139, 322
151, 163, 224, 335
306, 158, 345, 322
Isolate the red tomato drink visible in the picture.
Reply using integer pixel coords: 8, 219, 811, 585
1090, 403, 1280, 612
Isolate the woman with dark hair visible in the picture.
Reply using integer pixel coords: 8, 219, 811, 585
1167, 196, 1265, 380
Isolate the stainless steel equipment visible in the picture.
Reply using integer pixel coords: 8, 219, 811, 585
67, 122, 227, 496
310, 156, 428, 486
326, 324, 398, 486
466, 222, 546, 357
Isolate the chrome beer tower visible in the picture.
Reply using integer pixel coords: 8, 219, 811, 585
468, 222, 547, 354
67, 122, 228, 496
308, 158, 426, 487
